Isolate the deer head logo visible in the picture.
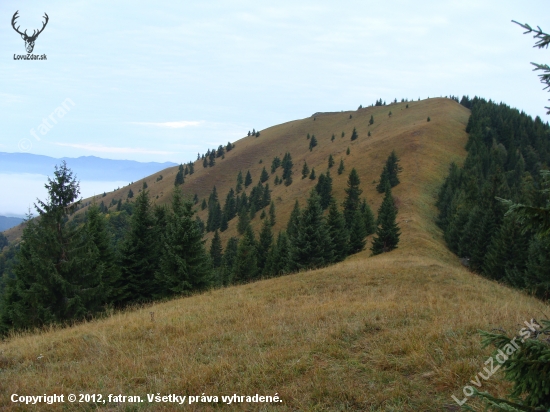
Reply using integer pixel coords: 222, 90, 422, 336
11, 11, 49, 54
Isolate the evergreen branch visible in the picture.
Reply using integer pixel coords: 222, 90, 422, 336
462, 389, 543, 411
495, 198, 550, 237
513, 21, 550, 113
512, 21, 550, 49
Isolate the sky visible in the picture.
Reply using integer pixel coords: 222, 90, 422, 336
1, 0, 549, 166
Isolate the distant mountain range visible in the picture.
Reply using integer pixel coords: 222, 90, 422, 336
0, 152, 178, 182
0, 216, 24, 232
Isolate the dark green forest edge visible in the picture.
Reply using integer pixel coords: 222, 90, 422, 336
437, 96, 550, 300
438, 97, 550, 411
0, 148, 401, 335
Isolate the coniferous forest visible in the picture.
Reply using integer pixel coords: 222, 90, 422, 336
0, 156, 397, 334
437, 96, 550, 299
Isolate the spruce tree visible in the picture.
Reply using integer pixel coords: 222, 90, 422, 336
469, 209, 498, 273
309, 135, 318, 151
315, 170, 333, 210
232, 226, 258, 283
86, 203, 122, 306
524, 234, 550, 299
262, 183, 271, 208
206, 188, 222, 233
286, 200, 302, 242
119, 188, 158, 303
0, 163, 104, 330
155, 187, 212, 296
266, 231, 292, 276
348, 208, 368, 254
271, 156, 281, 173
210, 230, 223, 269
282, 152, 293, 185
220, 212, 228, 232
376, 167, 390, 193
175, 164, 184, 186
350, 127, 358, 141
327, 199, 349, 262
387, 150, 401, 187
257, 218, 273, 274
236, 171, 243, 193
377, 151, 401, 192
291, 190, 333, 269
249, 202, 257, 220
221, 237, 238, 286
309, 168, 316, 180
237, 207, 251, 235
328, 154, 334, 168
302, 162, 310, 179
245, 170, 253, 187
223, 188, 237, 221
369, 115, 374, 125
284, 174, 293, 186
360, 198, 376, 235
338, 159, 345, 175
260, 167, 269, 183
269, 201, 276, 226
371, 184, 400, 255
343, 168, 362, 228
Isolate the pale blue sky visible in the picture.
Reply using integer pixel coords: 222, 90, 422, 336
1, 0, 549, 164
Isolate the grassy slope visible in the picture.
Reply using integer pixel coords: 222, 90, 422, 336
1, 98, 548, 411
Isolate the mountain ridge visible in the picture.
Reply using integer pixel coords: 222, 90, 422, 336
0, 152, 177, 182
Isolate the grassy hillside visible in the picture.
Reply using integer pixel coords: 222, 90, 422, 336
1, 98, 548, 411
5, 97, 467, 248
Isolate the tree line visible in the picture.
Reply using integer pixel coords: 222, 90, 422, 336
437, 97, 550, 299
0, 149, 401, 334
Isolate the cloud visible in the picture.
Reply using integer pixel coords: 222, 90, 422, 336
52, 142, 175, 155
130, 120, 203, 128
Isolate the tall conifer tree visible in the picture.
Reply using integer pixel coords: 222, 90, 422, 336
236, 171, 243, 193
371, 184, 400, 255
257, 218, 273, 274
221, 237, 238, 286
155, 187, 212, 296
291, 190, 333, 269
327, 199, 349, 262
232, 227, 258, 282
119, 188, 159, 303
0, 162, 103, 330
245, 170, 253, 188
210, 230, 223, 269
343, 168, 362, 228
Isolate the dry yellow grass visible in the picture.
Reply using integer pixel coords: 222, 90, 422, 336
1, 98, 548, 411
